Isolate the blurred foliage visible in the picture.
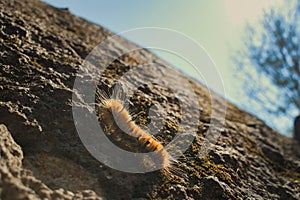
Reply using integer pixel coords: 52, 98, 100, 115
233, 0, 300, 135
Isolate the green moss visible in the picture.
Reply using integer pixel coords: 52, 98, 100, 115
191, 156, 233, 185
10, 35, 22, 47
280, 170, 300, 181
31, 59, 43, 70
202, 160, 233, 184
68, 26, 85, 36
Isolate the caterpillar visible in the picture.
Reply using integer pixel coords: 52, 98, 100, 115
96, 89, 174, 171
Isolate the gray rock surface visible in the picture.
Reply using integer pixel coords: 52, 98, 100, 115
0, 0, 300, 199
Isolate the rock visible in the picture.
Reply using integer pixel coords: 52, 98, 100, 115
200, 176, 234, 200
0, 0, 300, 199
0, 124, 104, 200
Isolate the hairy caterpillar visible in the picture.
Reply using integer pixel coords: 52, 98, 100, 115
96, 90, 174, 171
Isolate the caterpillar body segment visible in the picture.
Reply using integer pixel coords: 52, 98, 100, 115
96, 91, 174, 169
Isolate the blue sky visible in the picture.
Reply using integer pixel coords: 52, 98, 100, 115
42, 0, 291, 135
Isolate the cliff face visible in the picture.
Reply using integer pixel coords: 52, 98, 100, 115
0, 0, 299, 199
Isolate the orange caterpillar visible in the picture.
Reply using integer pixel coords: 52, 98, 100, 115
97, 92, 172, 170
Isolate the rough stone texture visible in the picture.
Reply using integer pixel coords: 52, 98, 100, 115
0, 0, 300, 199
0, 124, 103, 200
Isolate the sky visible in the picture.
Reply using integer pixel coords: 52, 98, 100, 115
42, 0, 291, 135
